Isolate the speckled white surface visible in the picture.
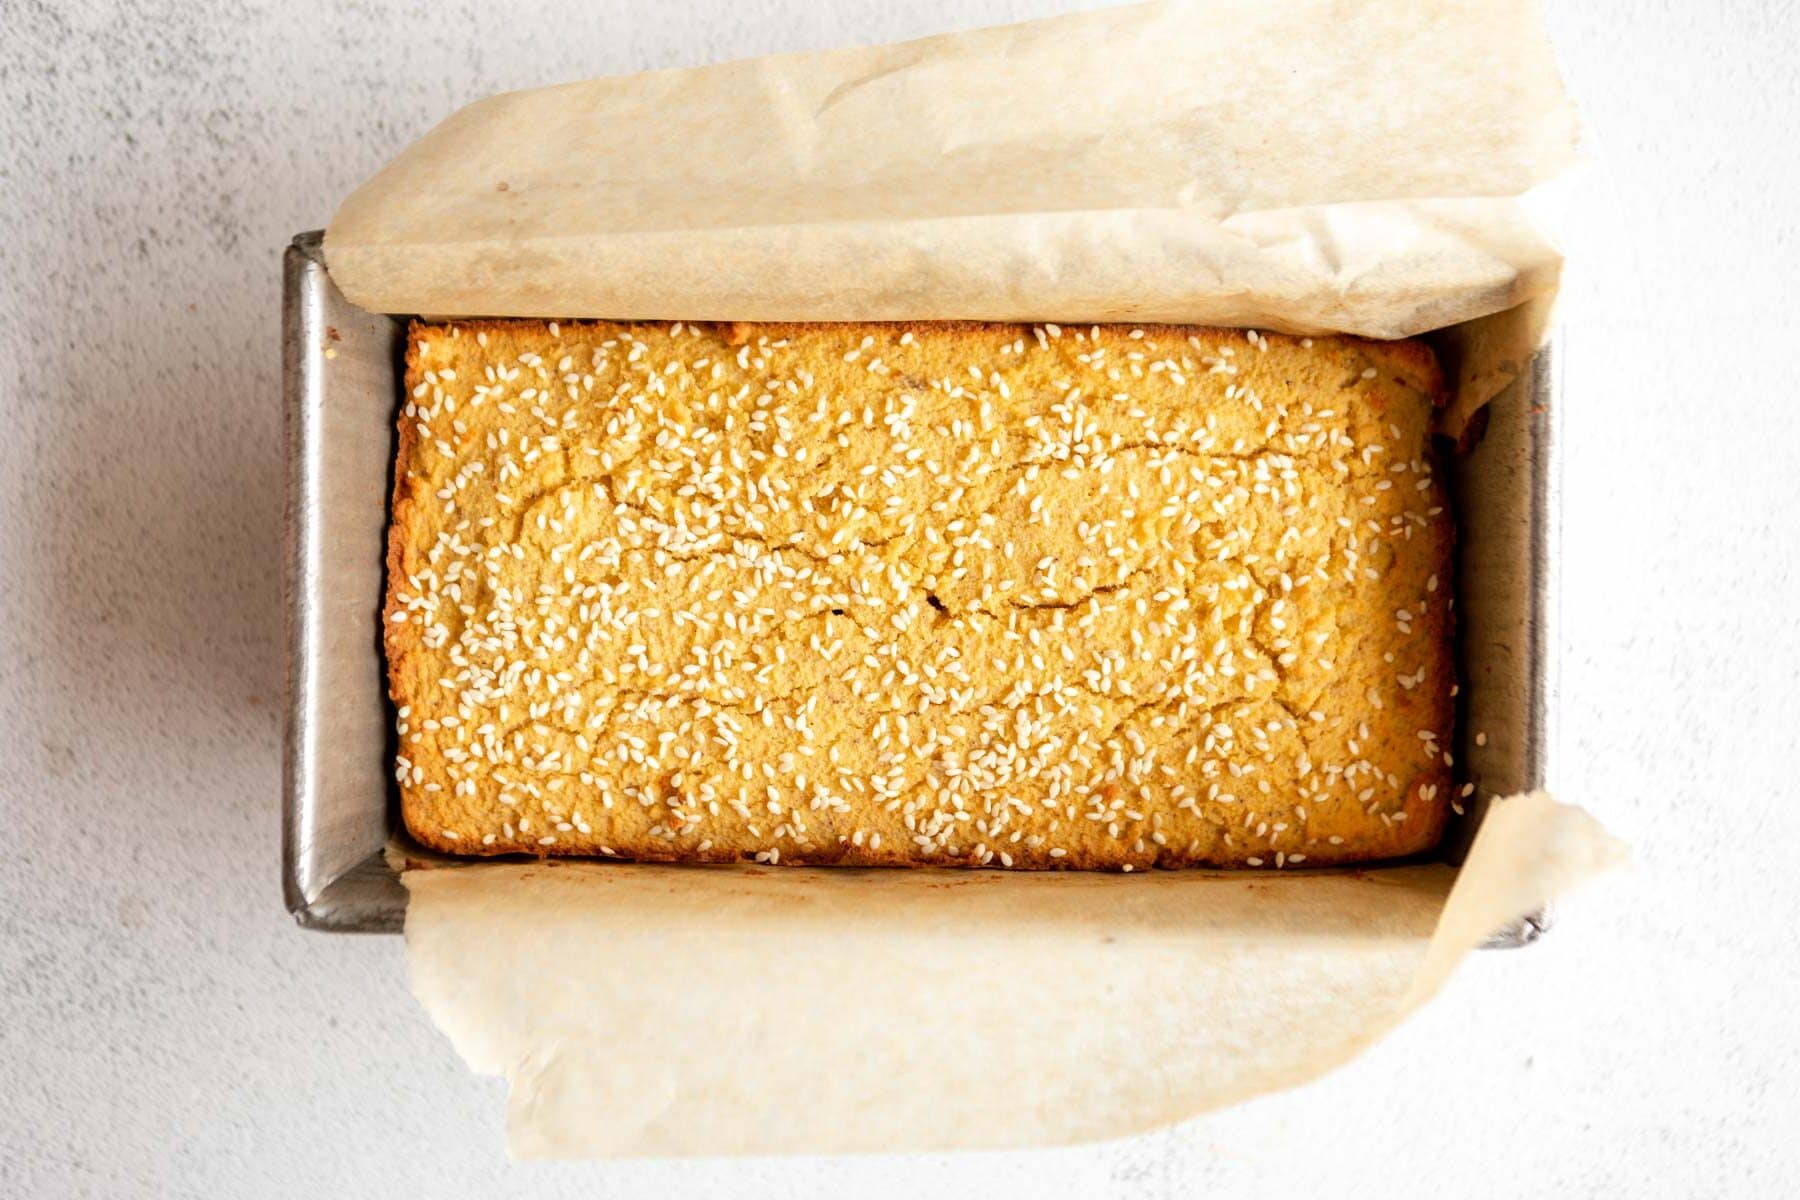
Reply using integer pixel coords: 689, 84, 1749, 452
1, 1, 1796, 1195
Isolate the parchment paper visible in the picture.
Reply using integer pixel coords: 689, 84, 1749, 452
326, 0, 1574, 341
403, 793, 1622, 1156
336, 0, 1620, 1157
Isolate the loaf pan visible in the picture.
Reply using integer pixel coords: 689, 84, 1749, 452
281, 230, 1559, 942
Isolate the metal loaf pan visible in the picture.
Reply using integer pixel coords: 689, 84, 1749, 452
281, 230, 1559, 940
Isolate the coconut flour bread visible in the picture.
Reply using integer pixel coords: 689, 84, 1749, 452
386, 319, 1453, 869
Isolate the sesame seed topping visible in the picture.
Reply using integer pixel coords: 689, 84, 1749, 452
390, 321, 1451, 869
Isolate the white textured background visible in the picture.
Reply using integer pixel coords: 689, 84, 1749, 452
2, 1, 1795, 1195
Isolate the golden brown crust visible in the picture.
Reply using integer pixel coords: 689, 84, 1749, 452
387, 319, 1453, 869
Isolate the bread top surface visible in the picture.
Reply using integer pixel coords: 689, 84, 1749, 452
387, 319, 1452, 869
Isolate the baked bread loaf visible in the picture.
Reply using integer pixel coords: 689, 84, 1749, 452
387, 319, 1453, 869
